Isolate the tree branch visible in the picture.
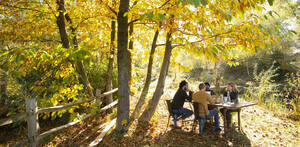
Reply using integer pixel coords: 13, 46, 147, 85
159, 0, 171, 9
130, 1, 139, 9
0, 4, 43, 12
74, 16, 97, 30
45, 0, 57, 18
157, 31, 233, 48
128, 19, 139, 25
177, 29, 199, 36
128, 0, 170, 25
107, 5, 117, 16
134, 22, 157, 25
100, 0, 117, 16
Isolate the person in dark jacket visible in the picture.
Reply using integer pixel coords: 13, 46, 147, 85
205, 82, 217, 110
220, 82, 239, 128
171, 80, 193, 128
205, 82, 216, 96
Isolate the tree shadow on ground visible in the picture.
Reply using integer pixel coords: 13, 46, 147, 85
101, 122, 251, 147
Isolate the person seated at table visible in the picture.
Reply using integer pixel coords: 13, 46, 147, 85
171, 80, 193, 128
205, 82, 218, 110
220, 82, 239, 128
204, 82, 216, 97
193, 83, 221, 133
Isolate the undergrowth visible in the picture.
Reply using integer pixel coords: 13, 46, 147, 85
243, 63, 299, 120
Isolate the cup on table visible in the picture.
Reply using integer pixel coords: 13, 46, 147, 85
223, 96, 227, 103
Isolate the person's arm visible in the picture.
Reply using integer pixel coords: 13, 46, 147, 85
187, 91, 193, 101
207, 94, 215, 105
192, 93, 200, 103
182, 90, 192, 102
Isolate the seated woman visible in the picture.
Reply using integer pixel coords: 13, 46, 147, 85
220, 82, 239, 128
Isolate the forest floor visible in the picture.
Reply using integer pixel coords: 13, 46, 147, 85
98, 89, 300, 147
1, 89, 299, 146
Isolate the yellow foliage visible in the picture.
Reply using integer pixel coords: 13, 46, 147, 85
121, 119, 127, 126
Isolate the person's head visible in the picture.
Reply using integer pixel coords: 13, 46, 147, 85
226, 82, 238, 92
179, 80, 188, 91
204, 82, 210, 90
199, 83, 206, 91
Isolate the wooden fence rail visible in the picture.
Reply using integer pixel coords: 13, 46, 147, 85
0, 113, 26, 127
0, 88, 118, 147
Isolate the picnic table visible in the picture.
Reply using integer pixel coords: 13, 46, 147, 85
210, 102, 257, 133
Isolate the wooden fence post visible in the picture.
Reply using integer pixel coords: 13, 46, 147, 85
26, 98, 39, 147
96, 89, 102, 110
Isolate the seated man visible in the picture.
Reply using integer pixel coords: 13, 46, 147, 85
204, 82, 216, 97
171, 80, 193, 128
205, 82, 217, 110
193, 83, 221, 134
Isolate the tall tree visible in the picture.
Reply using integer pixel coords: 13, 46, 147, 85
116, 0, 130, 132
56, 0, 94, 98
131, 28, 160, 121
105, 20, 116, 111
139, 26, 173, 122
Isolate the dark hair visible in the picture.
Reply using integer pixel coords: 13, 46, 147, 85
204, 82, 210, 87
199, 83, 206, 90
179, 80, 188, 89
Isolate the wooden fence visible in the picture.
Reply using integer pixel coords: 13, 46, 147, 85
0, 88, 118, 147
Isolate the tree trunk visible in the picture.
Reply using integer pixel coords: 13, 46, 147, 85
0, 69, 8, 117
56, 0, 94, 98
130, 29, 160, 121
214, 62, 220, 94
138, 31, 173, 123
128, 22, 134, 86
105, 20, 116, 112
75, 61, 94, 97
56, 0, 69, 49
116, 0, 130, 133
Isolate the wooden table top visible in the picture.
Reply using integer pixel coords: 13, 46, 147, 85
210, 102, 257, 109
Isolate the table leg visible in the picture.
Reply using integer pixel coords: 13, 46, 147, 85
238, 109, 241, 131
